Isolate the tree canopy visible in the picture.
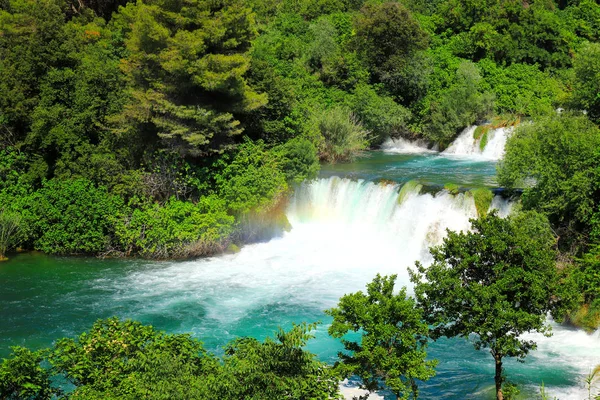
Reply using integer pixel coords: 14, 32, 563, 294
410, 211, 571, 400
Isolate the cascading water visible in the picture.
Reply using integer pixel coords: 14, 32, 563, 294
380, 125, 511, 161
381, 137, 436, 154
442, 125, 511, 160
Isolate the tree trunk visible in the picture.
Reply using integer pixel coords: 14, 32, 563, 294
495, 354, 503, 400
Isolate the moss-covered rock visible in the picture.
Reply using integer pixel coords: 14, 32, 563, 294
226, 243, 241, 254
444, 183, 460, 195
397, 180, 423, 205
569, 301, 600, 333
469, 188, 494, 217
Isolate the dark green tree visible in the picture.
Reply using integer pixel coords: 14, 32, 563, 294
498, 113, 600, 245
327, 274, 436, 400
111, 0, 267, 157
410, 212, 567, 400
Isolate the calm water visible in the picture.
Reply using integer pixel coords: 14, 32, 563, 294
1, 152, 598, 399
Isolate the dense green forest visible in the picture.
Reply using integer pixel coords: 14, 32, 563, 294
2, 0, 600, 398
2, 0, 600, 260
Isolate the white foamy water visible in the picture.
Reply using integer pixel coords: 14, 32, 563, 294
381, 125, 511, 161
381, 137, 436, 154
442, 125, 511, 160
112, 177, 597, 399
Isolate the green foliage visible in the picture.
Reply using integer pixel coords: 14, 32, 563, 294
0, 210, 20, 260
273, 137, 320, 184
0, 346, 56, 400
215, 140, 288, 214
470, 187, 494, 217
347, 84, 412, 145
327, 274, 436, 399
116, 196, 234, 259
423, 61, 495, 146
1, 318, 342, 399
479, 60, 566, 116
22, 178, 124, 254
437, 0, 579, 69
498, 114, 600, 238
50, 317, 218, 399
0, 0, 66, 144
223, 322, 342, 400
354, 2, 428, 80
111, 0, 266, 157
410, 211, 566, 400
315, 107, 369, 162
573, 42, 600, 123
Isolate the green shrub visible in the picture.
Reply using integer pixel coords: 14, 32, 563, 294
423, 61, 495, 146
23, 178, 124, 255
0, 347, 56, 400
0, 210, 20, 260
498, 114, 600, 234
216, 140, 289, 214
273, 137, 320, 184
347, 84, 412, 146
315, 106, 369, 162
116, 196, 234, 259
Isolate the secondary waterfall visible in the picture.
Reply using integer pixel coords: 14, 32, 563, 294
381, 125, 511, 161
443, 125, 512, 160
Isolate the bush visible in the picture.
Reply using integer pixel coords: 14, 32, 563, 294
116, 196, 234, 259
0, 210, 20, 260
315, 106, 369, 162
22, 178, 124, 255
215, 140, 289, 214
273, 137, 320, 184
0, 347, 56, 400
498, 113, 600, 236
347, 84, 412, 146
479, 60, 566, 117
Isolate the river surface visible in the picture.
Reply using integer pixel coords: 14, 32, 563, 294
1, 146, 599, 399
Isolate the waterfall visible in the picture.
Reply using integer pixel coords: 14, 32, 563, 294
106, 177, 595, 400
381, 137, 436, 154
380, 125, 512, 161
442, 125, 511, 160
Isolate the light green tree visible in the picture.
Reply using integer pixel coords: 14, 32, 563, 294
327, 274, 437, 400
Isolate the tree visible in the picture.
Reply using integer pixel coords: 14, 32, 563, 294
573, 42, 600, 123
498, 113, 600, 245
326, 274, 437, 400
111, 0, 267, 157
223, 323, 342, 400
354, 2, 428, 75
410, 212, 567, 400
